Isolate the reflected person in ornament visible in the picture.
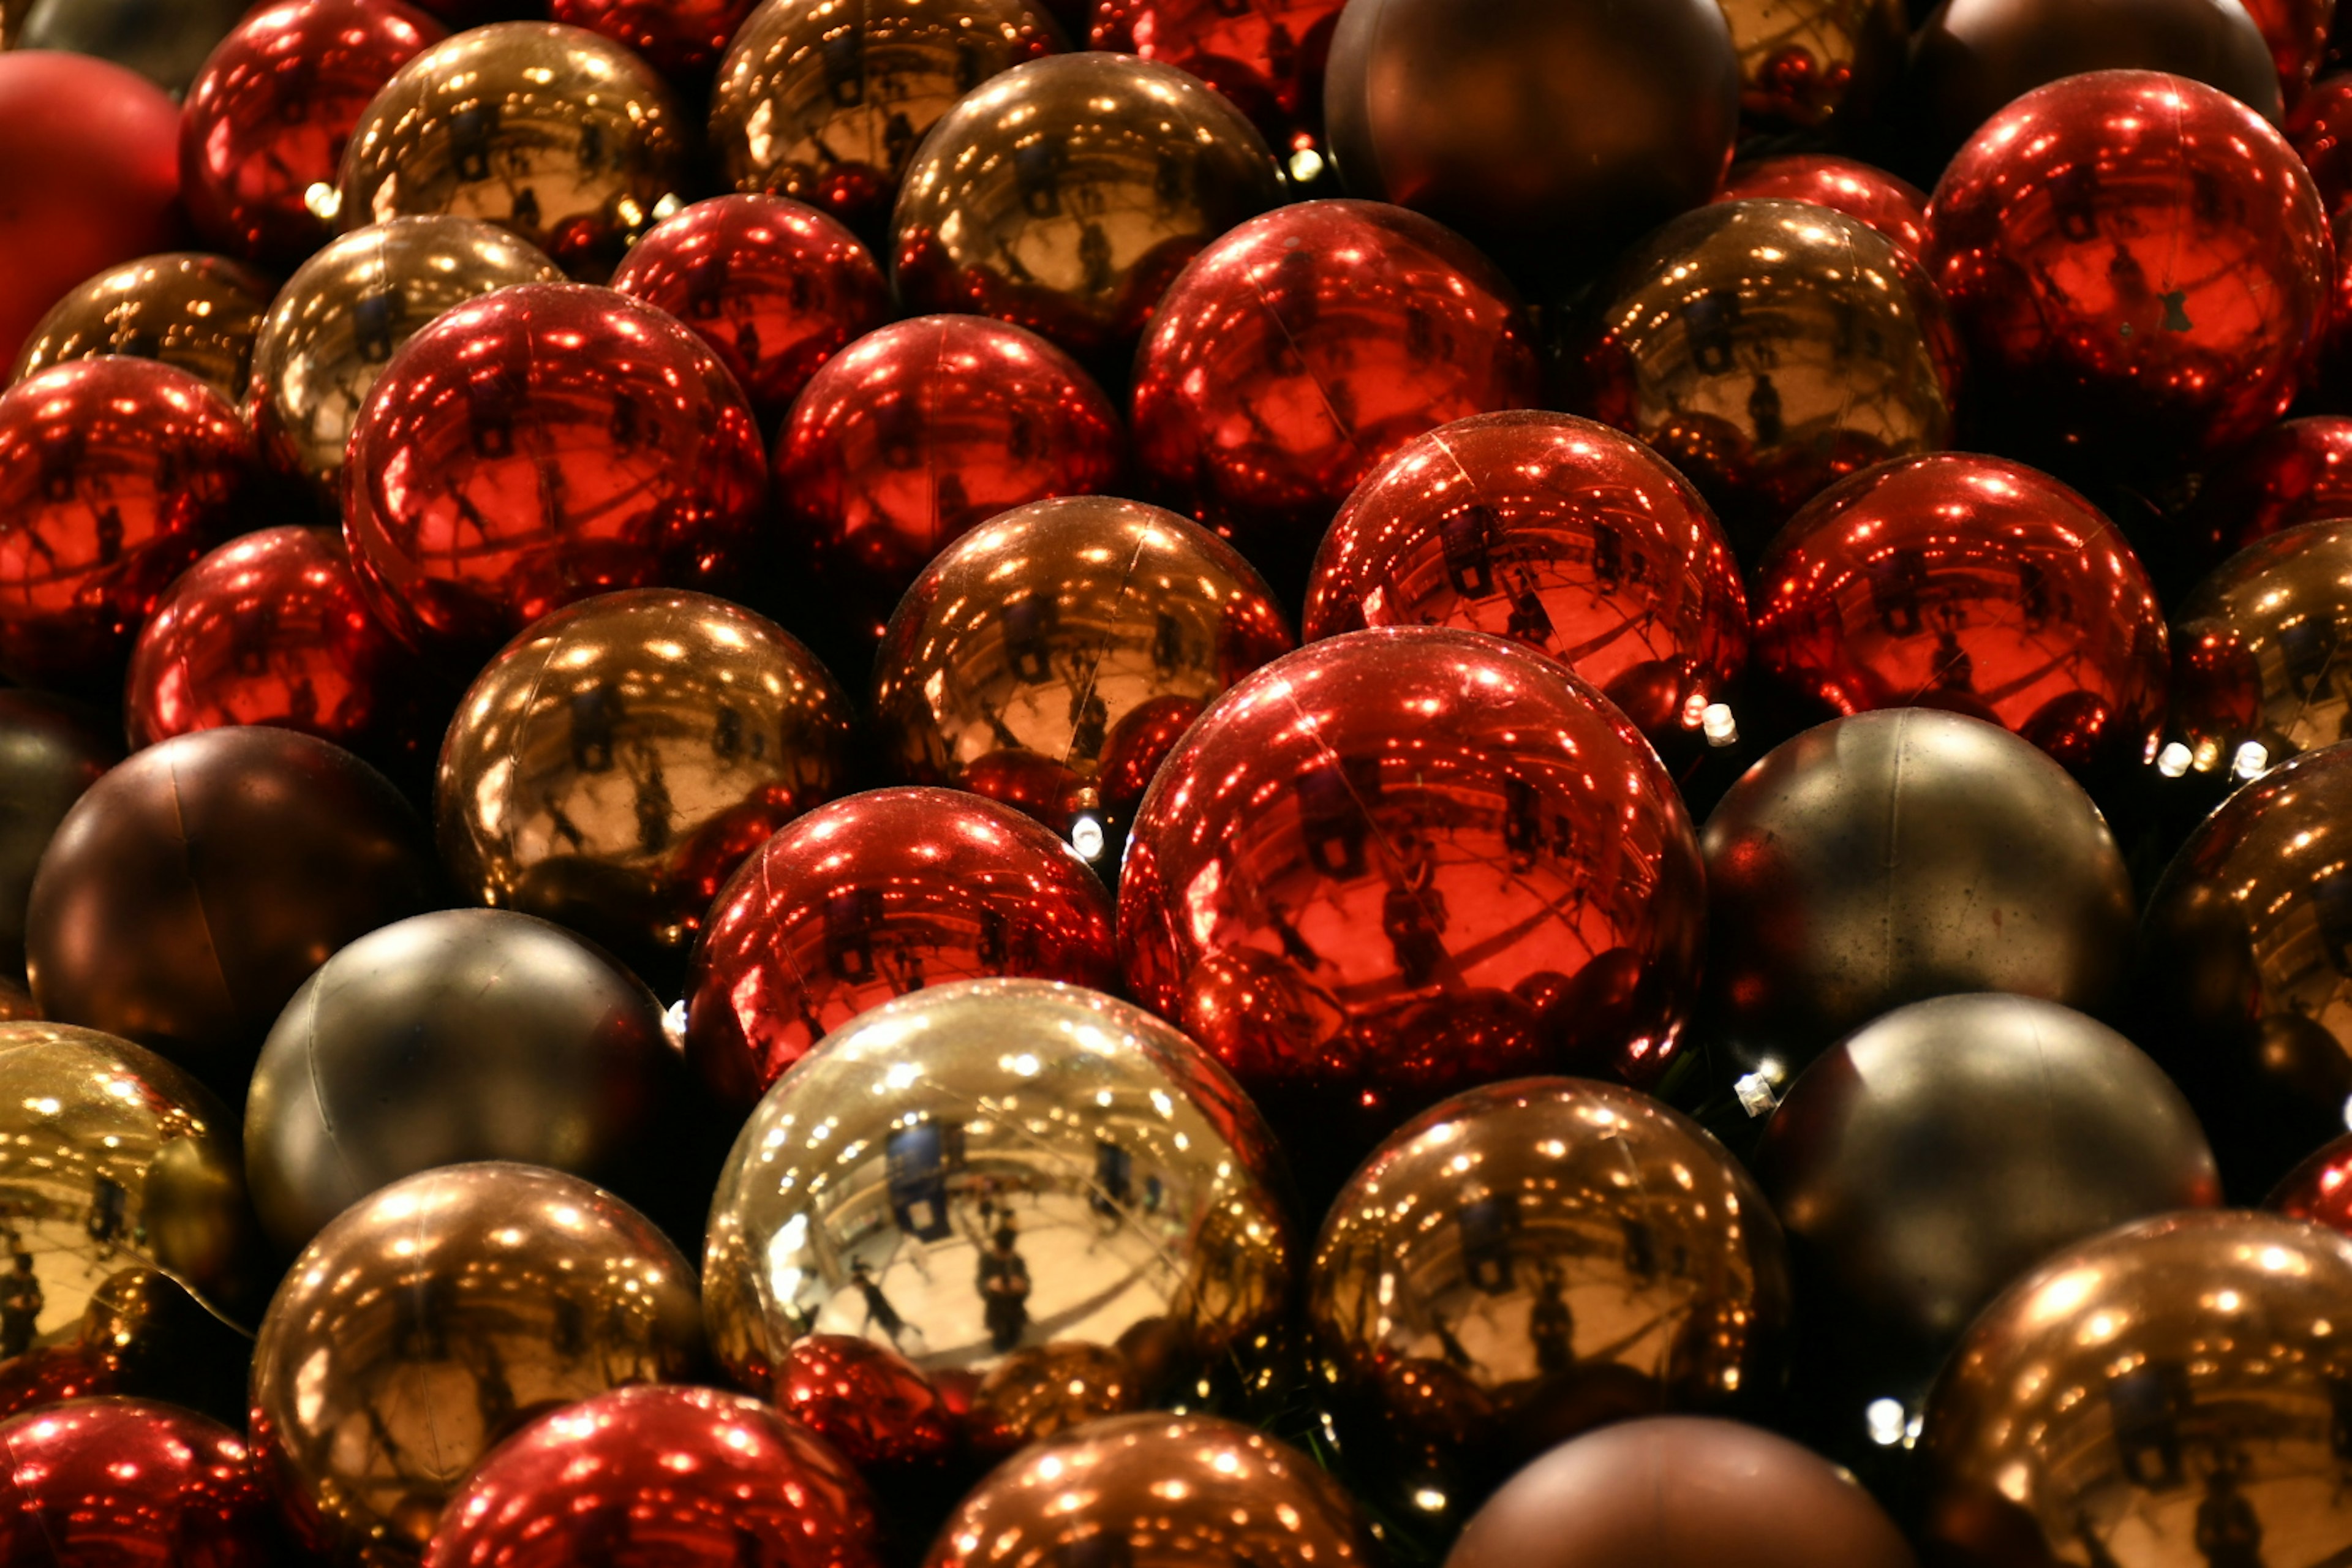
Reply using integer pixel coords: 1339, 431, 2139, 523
0, 1251, 37, 1360
978, 1225, 1031, 1352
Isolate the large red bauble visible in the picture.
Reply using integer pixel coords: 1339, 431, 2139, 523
1926, 70, 2334, 483
684, 785, 1120, 1109
0, 1398, 276, 1567
2294, 73, 2352, 216
343, 282, 769, 671
0, 52, 185, 366
425, 1384, 880, 1568
1750, 453, 2169, 777
772, 1336, 959, 1474
1716, 154, 1930, 262
0, 360, 254, 694
2182, 414, 2352, 560
609, 194, 889, 429
178, 0, 446, 267
1302, 410, 1748, 756
551, 0, 760, 78
1089, 0, 1346, 160
1131, 199, 1540, 592
1117, 626, 1706, 1180
773, 315, 1124, 644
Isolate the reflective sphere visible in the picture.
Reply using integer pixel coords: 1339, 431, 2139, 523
1719, 0, 1903, 129
0, 694, 121, 982
437, 588, 853, 976
1715, 154, 1931, 262
1702, 709, 2137, 1084
890, 52, 1283, 366
1308, 1079, 1790, 1517
26, 727, 434, 1093
343, 283, 769, 673
609, 194, 890, 428
773, 1335, 959, 1471
703, 980, 1292, 1450
1129, 199, 1542, 590
178, 0, 447, 266
2247, 0, 2337, 105
251, 1163, 705, 1564
709, 0, 1061, 235
870, 496, 1293, 840
774, 315, 1124, 644
337, 22, 688, 281
12, 0, 251, 97
684, 786, 1120, 1110
2270, 1131, 2352, 1231
9, 253, 276, 407
1923, 1212, 2352, 1568
2180, 415, 2352, 563
0, 1398, 276, 1567
1302, 410, 1747, 758
1925, 70, 2331, 484
247, 216, 564, 500
550, 0, 761, 78
2167, 519, 2352, 785
1572, 199, 1961, 559
1088, 0, 1346, 156
2291, 74, 2352, 217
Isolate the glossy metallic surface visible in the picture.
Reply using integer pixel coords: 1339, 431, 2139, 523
1715, 154, 1931, 262
251, 1163, 705, 1565
2269, 1130, 2352, 1232
337, 22, 688, 281
342, 283, 769, 672
1925, 70, 2329, 483
891, 52, 1283, 366
12, 0, 249, 97
2168, 519, 2352, 785
1302, 410, 1748, 755
2247, 0, 2335, 105
1701, 709, 2137, 1081
703, 980, 1292, 1449
0, 693, 120, 982
9, 253, 277, 407
1088, 0, 1346, 156
2291, 74, 2352, 217
0, 1399, 276, 1567
551, 0, 762, 78
438, 589, 853, 973
1572, 199, 1960, 559
871, 496, 1293, 837
684, 786, 1120, 1110
1720, 0, 1902, 127
709, 0, 1061, 235
773, 1333, 958, 1469
1922, 1212, 2352, 1567
2181, 415, 2352, 564
247, 216, 562, 500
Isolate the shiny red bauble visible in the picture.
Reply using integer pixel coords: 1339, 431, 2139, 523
2295, 74, 2352, 217
1751, 453, 2169, 776
609, 194, 889, 428
1926, 70, 2334, 483
1716, 154, 1930, 262
1303, 410, 1747, 754
551, 0, 760, 78
178, 0, 447, 266
1090, 0, 1347, 157
2272, 1131, 2352, 1231
774, 1335, 959, 1472
343, 282, 769, 671
0, 360, 254, 693
424, 1385, 880, 1568
772, 315, 1124, 643
1131, 199, 1540, 590
2184, 415, 2352, 560
0, 1398, 277, 1567
2247, 0, 2336, 107
684, 785, 1120, 1108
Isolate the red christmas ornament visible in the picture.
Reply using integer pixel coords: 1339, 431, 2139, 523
1715, 153, 1931, 262
2272, 1131, 2352, 1229
1089, 0, 1346, 164
772, 315, 1125, 643
0, 360, 254, 694
1926, 70, 2334, 483
178, 0, 447, 266
343, 282, 769, 671
1751, 453, 2169, 777
2184, 415, 2352, 561
0, 1398, 276, 1567
425, 1384, 881, 1568
1302, 410, 1748, 756
551, 0, 760, 78
2247, 0, 2337, 107
609, 194, 889, 428
772, 1335, 960, 1472
1132, 198, 1540, 591
2294, 74, 2352, 217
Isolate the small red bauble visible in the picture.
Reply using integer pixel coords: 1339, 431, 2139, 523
0, 360, 253, 693
551, 0, 760, 78
343, 281, 769, 671
2272, 1131, 2352, 1230
1716, 153, 1931, 262
2184, 415, 2352, 560
1089, 0, 1347, 160
774, 1335, 960, 1472
425, 1384, 880, 1568
2294, 74, 2352, 217
0, 1398, 276, 1567
1131, 198, 1540, 590
178, 0, 447, 266
2246, 0, 2337, 107
610, 194, 889, 428
1751, 453, 2169, 776
1926, 70, 2334, 483
684, 785, 1120, 1107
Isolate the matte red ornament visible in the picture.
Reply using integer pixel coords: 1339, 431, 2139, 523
2245, 0, 2336, 107
1751, 453, 2169, 777
1089, 0, 1346, 162
1716, 154, 1931, 262
0, 360, 254, 694
1131, 199, 1540, 592
551, 0, 760, 78
1926, 70, 2334, 484
1302, 410, 1748, 757
0, 1398, 276, 1567
178, 0, 447, 267
425, 1384, 881, 1568
2293, 74, 2352, 216
2184, 415, 2352, 562
342, 281, 769, 672
609, 194, 889, 429
773, 1335, 960, 1472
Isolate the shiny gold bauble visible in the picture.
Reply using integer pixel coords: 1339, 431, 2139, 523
704, 979, 1294, 1453
337, 22, 690, 282
9, 252, 276, 406
2167, 518, 2352, 781
709, 0, 1061, 235
251, 1161, 704, 1565
247, 217, 563, 499
1720, 0, 1904, 129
